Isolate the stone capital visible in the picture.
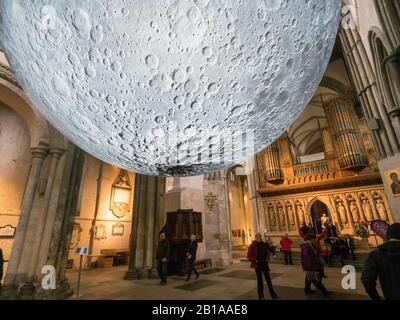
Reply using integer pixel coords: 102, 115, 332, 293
30, 146, 49, 160
49, 147, 66, 159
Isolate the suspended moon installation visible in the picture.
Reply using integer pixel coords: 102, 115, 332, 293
0, 0, 341, 175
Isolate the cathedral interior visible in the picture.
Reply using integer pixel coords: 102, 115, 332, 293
0, 0, 399, 301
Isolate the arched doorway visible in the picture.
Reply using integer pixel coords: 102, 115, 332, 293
309, 200, 332, 234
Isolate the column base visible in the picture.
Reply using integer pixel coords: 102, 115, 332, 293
0, 284, 18, 300
0, 280, 73, 300
35, 279, 74, 300
124, 268, 145, 280
146, 268, 159, 279
19, 283, 36, 300
125, 268, 159, 280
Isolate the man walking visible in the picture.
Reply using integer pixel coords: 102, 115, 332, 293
185, 235, 200, 281
247, 233, 279, 300
280, 233, 293, 265
362, 223, 400, 300
156, 233, 170, 285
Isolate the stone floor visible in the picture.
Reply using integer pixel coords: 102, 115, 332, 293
66, 259, 376, 300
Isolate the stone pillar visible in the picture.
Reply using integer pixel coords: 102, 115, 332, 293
3, 146, 48, 287
24, 148, 65, 284
339, 27, 393, 157
125, 174, 165, 280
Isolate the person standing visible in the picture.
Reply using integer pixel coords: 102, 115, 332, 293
185, 235, 200, 282
280, 234, 293, 265
344, 234, 356, 260
300, 233, 331, 297
266, 237, 276, 257
0, 247, 4, 284
326, 222, 338, 239
156, 233, 170, 285
300, 223, 310, 237
362, 223, 400, 300
328, 237, 346, 267
247, 233, 279, 300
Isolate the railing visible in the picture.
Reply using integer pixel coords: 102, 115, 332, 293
294, 160, 328, 176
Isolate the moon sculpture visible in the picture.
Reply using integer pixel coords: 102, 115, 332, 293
0, 0, 340, 175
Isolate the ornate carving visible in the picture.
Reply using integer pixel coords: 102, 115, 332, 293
348, 196, 360, 223
361, 194, 374, 222
109, 170, 132, 219
287, 204, 296, 226
278, 205, 286, 227
268, 204, 276, 227
336, 197, 348, 223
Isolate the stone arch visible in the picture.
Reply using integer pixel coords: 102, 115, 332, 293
306, 196, 336, 224
0, 73, 50, 148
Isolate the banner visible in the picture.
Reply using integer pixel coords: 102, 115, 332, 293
370, 220, 390, 240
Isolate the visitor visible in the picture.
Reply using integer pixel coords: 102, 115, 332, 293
185, 235, 200, 282
362, 223, 400, 300
328, 237, 346, 267
300, 223, 310, 237
344, 234, 356, 260
300, 233, 332, 297
326, 222, 338, 239
266, 237, 277, 257
300, 228, 329, 278
247, 233, 279, 300
0, 247, 4, 284
280, 234, 293, 265
156, 233, 170, 285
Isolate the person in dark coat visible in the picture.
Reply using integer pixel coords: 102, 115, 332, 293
361, 223, 400, 300
300, 223, 310, 236
266, 237, 276, 257
300, 233, 331, 297
156, 233, 170, 285
185, 235, 200, 281
343, 234, 356, 260
326, 222, 338, 239
0, 248, 4, 284
247, 233, 279, 300
328, 237, 346, 267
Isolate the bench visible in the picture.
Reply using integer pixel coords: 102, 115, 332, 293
194, 258, 212, 270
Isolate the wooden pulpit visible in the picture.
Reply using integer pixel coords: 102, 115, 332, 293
164, 209, 203, 275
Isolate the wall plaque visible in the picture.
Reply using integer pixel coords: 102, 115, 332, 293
0, 225, 16, 238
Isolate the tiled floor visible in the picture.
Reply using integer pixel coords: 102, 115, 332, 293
66, 261, 374, 300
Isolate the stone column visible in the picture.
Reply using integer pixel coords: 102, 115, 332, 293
339, 27, 394, 157
125, 174, 165, 280
24, 148, 65, 284
3, 146, 48, 287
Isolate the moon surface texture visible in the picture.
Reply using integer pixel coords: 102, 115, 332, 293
0, 0, 340, 176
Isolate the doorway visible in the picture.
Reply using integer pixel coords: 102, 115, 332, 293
310, 200, 331, 234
